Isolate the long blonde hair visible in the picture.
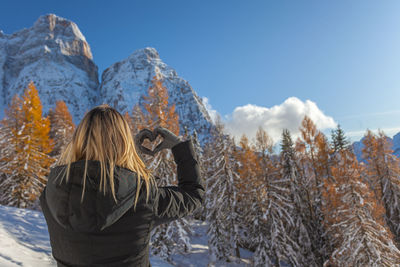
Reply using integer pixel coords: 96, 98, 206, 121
54, 104, 157, 211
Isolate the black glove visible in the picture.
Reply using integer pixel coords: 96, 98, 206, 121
134, 128, 156, 156
152, 126, 182, 154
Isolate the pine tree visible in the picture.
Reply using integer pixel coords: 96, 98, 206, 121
362, 129, 400, 248
48, 100, 75, 159
331, 124, 350, 153
251, 128, 304, 267
203, 117, 241, 265
149, 148, 192, 262
0, 81, 55, 208
280, 129, 319, 266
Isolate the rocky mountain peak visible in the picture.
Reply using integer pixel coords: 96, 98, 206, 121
129, 47, 160, 61
0, 14, 99, 123
0, 15, 215, 146
31, 13, 92, 59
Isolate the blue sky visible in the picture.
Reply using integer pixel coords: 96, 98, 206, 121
1, 0, 400, 143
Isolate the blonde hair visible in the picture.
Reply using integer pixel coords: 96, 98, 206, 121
54, 104, 157, 211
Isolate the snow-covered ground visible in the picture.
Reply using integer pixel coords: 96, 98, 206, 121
0, 205, 252, 266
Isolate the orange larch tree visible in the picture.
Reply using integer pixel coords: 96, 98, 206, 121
129, 74, 192, 262
0, 81, 55, 208
295, 115, 331, 265
362, 129, 400, 248
323, 147, 400, 266
141, 75, 179, 135
48, 100, 75, 159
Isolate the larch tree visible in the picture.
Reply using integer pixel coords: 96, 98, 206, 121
203, 115, 241, 265
231, 133, 267, 254
0, 81, 55, 208
322, 146, 400, 266
233, 133, 262, 210
132, 75, 192, 263
48, 100, 75, 159
295, 115, 329, 265
362, 129, 400, 248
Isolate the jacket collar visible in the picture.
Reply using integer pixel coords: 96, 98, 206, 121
44, 159, 140, 232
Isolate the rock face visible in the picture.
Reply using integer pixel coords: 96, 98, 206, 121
98, 47, 215, 145
0, 14, 99, 123
0, 14, 215, 146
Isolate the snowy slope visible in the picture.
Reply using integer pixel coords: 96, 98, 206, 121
0, 205, 252, 266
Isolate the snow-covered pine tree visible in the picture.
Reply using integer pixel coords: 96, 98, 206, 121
0, 82, 55, 209
149, 147, 192, 262
250, 127, 304, 267
362, 129, 400, 248
323, 147, 400, 266
131, 74, 192, 263
0, 95, 23, 205
280, 129, 319, 266
47, 100, 75, 160
203, 116, 241, 265
331, 124, 350, 153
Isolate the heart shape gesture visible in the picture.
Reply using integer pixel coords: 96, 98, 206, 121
134, 128, 163, 156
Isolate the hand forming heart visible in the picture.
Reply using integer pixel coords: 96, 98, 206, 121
134, 128, 163, 156
134, 126, 183, 156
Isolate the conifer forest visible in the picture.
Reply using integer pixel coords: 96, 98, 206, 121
1, 78, 400, 267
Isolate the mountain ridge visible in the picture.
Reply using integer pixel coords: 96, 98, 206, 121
0, 14, 215, 146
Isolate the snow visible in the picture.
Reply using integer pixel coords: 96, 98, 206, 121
44, 45, 51, 53
0, 205, 253, 266
0, 15, 214, 147
0, 205, 55, 266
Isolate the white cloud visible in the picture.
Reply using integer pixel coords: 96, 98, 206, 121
220, 97, 337, 145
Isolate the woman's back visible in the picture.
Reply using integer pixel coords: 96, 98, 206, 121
39, 105, 205, 267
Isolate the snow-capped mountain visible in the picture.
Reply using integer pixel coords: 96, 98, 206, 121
0, 14, 215, 146
98, 47, 215, 145
0, 14, 99, 123
393, 132, 400, 157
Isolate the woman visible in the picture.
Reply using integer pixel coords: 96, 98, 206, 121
39, 104, 205, 267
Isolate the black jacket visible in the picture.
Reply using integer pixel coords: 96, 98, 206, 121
39, 139, 205, 267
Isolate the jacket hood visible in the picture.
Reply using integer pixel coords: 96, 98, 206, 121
44, 159, 142, 233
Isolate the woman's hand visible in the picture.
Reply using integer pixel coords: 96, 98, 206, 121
153, 126, 182, 153
135, 128, 156, 156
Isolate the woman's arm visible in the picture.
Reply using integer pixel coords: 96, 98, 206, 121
151, 139, 205, 228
